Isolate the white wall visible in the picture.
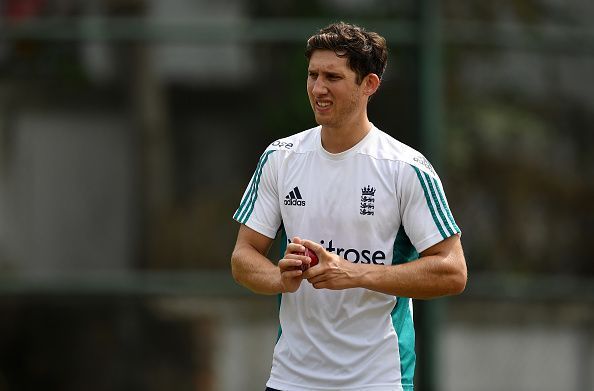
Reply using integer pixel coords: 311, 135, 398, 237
0, 110, 137, 273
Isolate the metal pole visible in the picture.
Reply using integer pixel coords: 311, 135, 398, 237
419, 0, 443, 165
417, 1, 443, 391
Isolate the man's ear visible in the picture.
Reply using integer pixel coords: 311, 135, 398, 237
363, 73, 381, 97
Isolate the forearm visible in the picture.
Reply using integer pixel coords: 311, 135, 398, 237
301, 235, 467, 297
231, 245, 283, 295
356, 254, 466, 299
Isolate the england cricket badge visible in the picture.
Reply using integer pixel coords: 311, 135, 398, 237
360, 185, 376, 216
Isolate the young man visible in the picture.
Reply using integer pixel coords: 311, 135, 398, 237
231, 22, 467, 391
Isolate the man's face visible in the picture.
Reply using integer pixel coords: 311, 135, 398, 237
306, 50, 367, 129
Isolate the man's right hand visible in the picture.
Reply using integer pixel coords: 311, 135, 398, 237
278, 237, 309, 293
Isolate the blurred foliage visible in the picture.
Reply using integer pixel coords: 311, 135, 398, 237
447, 98, 593, 274
0, 0, 592, 275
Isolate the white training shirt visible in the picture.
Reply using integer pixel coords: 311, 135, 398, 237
233, 125, 460, 391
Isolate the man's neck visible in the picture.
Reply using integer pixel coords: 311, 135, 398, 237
320, 119, 372, 154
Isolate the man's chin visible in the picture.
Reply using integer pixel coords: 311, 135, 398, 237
314, 115, 333, 127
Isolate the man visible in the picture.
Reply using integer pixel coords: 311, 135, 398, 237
231, 21, 467, 391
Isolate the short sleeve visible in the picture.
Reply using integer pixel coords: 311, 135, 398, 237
233, 149, 282, 239
398, 162, 461, 253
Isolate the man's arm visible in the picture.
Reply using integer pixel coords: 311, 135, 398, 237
231, 224, 310, 295
302, 234, 467, 299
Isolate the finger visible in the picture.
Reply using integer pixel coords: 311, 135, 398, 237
306, 274, 327, 286
279, 257, 304, 270
311, 281, 335, 290
311, 280, 324, 289
305, 269, 323, 281
302, 239, 325, 252
301, 240, 325, 259
284, 253, 310, 264
285, 253, 306, 259
302, 264, 324, 280
282, 269, 303, 278
286, 242, 306, 255
302, 269, 313, 279
306, 271, 338, 287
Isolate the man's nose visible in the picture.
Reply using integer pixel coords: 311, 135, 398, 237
312, 78, 328, 96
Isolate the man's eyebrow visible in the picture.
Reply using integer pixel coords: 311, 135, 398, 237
309, 70, 344, 78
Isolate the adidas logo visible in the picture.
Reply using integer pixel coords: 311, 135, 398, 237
284, 186, 306, 206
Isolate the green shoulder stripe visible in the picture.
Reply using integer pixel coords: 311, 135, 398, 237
413, 166, 447, 239
233, 152, 266, 221
234, 150, 275, 223
423, 171, 456, 236
431, 176, 460, 234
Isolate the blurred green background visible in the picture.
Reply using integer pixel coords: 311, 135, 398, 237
0, 1, 593, 390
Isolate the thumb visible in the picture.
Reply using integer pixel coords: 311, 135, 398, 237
302, 240, 325, 261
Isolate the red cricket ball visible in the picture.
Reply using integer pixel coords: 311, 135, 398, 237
301, 248, 319, 271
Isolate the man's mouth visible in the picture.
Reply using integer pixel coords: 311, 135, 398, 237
316, 100, 332, 109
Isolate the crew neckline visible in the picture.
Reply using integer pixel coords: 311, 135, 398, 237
317, 125, 376, 161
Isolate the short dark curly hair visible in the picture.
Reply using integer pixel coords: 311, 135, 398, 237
305, 21, 388, 84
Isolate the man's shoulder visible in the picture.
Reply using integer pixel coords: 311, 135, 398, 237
364, 127, 438, 177
264, 126, 320, 154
